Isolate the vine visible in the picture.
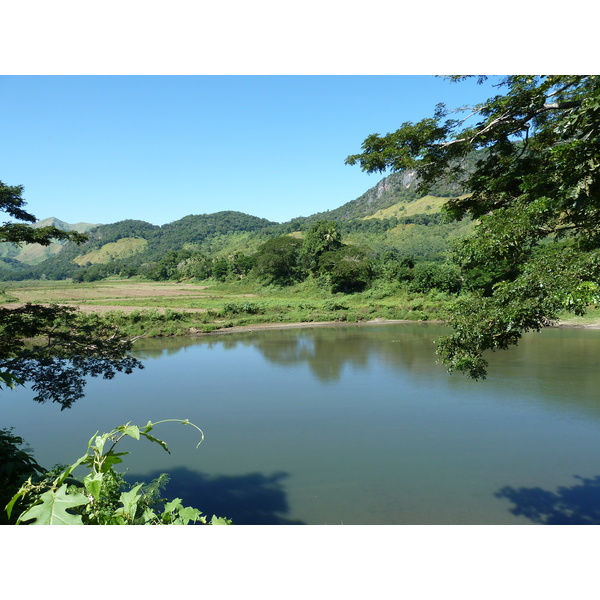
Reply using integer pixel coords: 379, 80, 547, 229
5, 419, 232, 525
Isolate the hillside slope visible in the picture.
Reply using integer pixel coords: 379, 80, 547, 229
0, 165, 474, 281
0, 218, 99, 266
1, 211, 278, 280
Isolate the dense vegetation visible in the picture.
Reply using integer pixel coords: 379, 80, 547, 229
2, 420, 232, 525
0, 182, 231, 525
4, 75, 600, 525
346, 75, 600, 378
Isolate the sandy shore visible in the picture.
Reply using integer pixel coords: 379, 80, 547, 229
203, 318, 432, 335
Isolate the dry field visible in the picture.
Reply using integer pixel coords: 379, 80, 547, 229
0, 281, 256, 314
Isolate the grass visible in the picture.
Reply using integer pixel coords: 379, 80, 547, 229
3, 276, 597, 338
0, 277, 454, 337
73, 237, 148, 265
556, 306, 600, 327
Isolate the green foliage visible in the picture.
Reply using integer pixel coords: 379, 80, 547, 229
252, 235, 303, 285
322, 300, 348, 311
407, 261, 462, 294
6, 420, 233, 525
348, 75, 600, 377
0, 181, 88, 248
212, 258, 229, 282
221, 301, 263, 316
0, 427, 47, 524
0, 183, 143, 407
5, 212, 276, 282
300, 220, 343, 274
376, 249, 414, 282
0, 304, 142, 409
318, 245, 374, 293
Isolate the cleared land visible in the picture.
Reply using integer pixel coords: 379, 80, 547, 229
2, 278, 599, 333
0, 281, 259, 314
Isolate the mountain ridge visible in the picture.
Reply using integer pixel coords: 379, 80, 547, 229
0, 169, 470, 280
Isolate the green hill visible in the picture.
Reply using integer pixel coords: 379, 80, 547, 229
73, 237, 149, 265
1, 211, 278, 281
0, 166, 475, 282
0, 217, 99, 266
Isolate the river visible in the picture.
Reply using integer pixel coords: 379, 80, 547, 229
4, 323, 600, 524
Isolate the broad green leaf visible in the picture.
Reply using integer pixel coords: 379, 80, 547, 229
163, 498, 183, 513
100, 452, 127, 470
83, 472, 104, 500
176, 506, 203, 524
93, 435, 106, 455
6, 484, 30, 519
18, 485, 90, 525
113, 484, 143, 522
210, 515, 233, 525
140, 507, 158, 523
86, 431, 100, 451
119, 425, 140, 440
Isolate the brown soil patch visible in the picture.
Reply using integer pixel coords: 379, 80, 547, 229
0, 302, 207, 315
9, 283, 214, 304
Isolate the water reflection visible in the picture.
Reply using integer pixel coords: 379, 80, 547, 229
7, 323, 600, 525
125, 467, 304, 524
133, 324, 447, 383
130, 323, 600, 425
496, 475, 600, 525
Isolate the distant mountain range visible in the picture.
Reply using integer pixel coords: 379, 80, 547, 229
0, 168, 472, 281
0, 217, 99, 265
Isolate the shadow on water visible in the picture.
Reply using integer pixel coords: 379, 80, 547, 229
125, 467, 305, 525
496, 475, 600, 524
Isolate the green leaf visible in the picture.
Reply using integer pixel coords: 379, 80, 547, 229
6, 485, 29, 519
93, 435, 106, 455
54, 453, 92, 487
119, 425, 140, 440
176, 506, 203, 524
0, 371, 24, 389
18, 485, 90, 525
83, 472, 104, 501
113, 484, 143, 522
101, 452, 128, 470
163, 498, 183, 513
139, 431, 170, 453
210, 515, 233, 525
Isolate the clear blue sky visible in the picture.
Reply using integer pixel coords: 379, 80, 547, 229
0, 75, 505, 226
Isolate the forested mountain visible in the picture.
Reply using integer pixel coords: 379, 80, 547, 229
0, 217, 98, 265
0, 167, 473, 283
288, 150, 476, 227
0, 211, 279, 281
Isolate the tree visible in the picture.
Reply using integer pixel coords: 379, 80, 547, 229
0, 180, 141, 408
407, 261, 462, 294
300, 220, 342, 274
252, 236, 303, 285
1, 181, 88, 247
318, 245, 374, 293
346, 76, 600, 378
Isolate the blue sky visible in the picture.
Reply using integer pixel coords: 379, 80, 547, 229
0, 75, 504, 226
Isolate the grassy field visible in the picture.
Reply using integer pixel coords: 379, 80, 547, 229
0, 277, 455, 337
2, 277, 598, 338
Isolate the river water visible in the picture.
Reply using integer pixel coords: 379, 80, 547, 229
4, 323, 600, 524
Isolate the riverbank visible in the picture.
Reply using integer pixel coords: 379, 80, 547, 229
3, 278, 600, 338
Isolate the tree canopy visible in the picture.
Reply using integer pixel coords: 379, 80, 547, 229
0, 180, 141, 407
300, 220, 343, 274
347, 75, 600, 378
